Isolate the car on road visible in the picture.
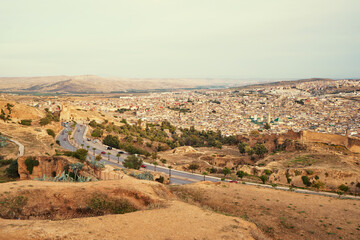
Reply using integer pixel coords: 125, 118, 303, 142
106, 146, 112, 150
229, 180, 238, 183
77, 130, 80, 132
63, 138, 66, 141
141, 164, 146, 168
118, 151, 125, 154
101, 151, 106, 154
87, 138, 91, 141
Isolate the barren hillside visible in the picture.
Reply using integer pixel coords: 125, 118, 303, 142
0, 179, 265, 240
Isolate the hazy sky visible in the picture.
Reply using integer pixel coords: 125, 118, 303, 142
1, 0, 359, 79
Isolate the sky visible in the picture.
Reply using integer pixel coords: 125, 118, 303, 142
0, 0, 360, 80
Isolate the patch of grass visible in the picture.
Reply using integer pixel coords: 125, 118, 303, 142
0, 195, 28, 219
287, 155, 316, 167
88, 194, 137, 215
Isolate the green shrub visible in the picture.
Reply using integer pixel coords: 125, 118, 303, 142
259, 175, 268, 184
338, 184, 349, 193
20, 119, 32, 126
294, 170, 301, 176
46, 129, 55, 138
236, 170, 246, 179
156, 176, 164, 183
306, 169, 314, 175
301, 176, 311, 187
264, 169, 272, 175
25, 157, 39, 174
312, 181, 325, 189
5, 160, 19, 178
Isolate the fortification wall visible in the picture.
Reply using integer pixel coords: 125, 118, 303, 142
300, 130, 360, 153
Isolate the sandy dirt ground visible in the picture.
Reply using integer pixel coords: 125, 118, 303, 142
171, 181, 360, 240
0, 179, 266, 240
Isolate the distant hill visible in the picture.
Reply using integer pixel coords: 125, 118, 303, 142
238, 78, 337, 89
0, 75, 354, 94
0, 75, 234, 93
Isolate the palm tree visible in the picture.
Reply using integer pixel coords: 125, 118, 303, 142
92, 147, 96, 156
202, 171, 208, 181
86, 145, 90, 151
116, 153, 121, 164
107, 152, 111, 161
168, 166, 172, 177
81, 143, 84, 149
153, 161, 158, 171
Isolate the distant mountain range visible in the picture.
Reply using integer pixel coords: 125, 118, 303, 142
0, 75, 346, 94
0, 75, 242, 93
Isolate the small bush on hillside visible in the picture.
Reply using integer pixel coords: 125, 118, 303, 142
46, 129, 55, 138
301, 176, 311, 187
20, 119, 32, 126
338, 184, 349, 193
264, 169, 272, 175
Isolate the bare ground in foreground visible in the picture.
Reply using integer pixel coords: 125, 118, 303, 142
170, 181, 360, 240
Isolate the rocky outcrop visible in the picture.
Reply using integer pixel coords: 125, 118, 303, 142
17, 156, 69, 180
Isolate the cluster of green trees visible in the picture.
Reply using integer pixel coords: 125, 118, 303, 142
96, 119, 240, 153
0, 103, 13, 121
238, 142, 268, 158
103, 134, 150, 156
63, 149, 88, 162
39, 109, 60, 126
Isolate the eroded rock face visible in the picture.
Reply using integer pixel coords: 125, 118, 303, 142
17, 156, 69, 180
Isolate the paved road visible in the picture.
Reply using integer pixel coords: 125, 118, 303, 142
56, 122, 360, 199
9, 139, 24, 157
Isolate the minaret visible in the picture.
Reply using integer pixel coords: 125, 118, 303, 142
267, 112, 271, 124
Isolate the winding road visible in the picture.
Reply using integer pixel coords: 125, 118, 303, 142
56, 122, 360, 200
8, 139, 24, 157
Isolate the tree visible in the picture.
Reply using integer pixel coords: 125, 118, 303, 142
222, 167, 231, 177
81, 144, 84, 149
103, 135, 120, 148
188, 163, 199, 173
92, 147, 96, 156
253, 143, 268, 158
259, 175, 268, 184
107, 152, 111, 161
116, 153, 121, 164
264, 123, 271, 130
202, 171, 208, 181
91, 128, 103, 138
247, 148, 254, 157
95, 154, 102, 161
236, 170, 246, 179
123, 155, 143, 170
301, 176, 311, 187
153, 161, 158, 171
338, 184, 349, 194
238, 142, 247, 155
